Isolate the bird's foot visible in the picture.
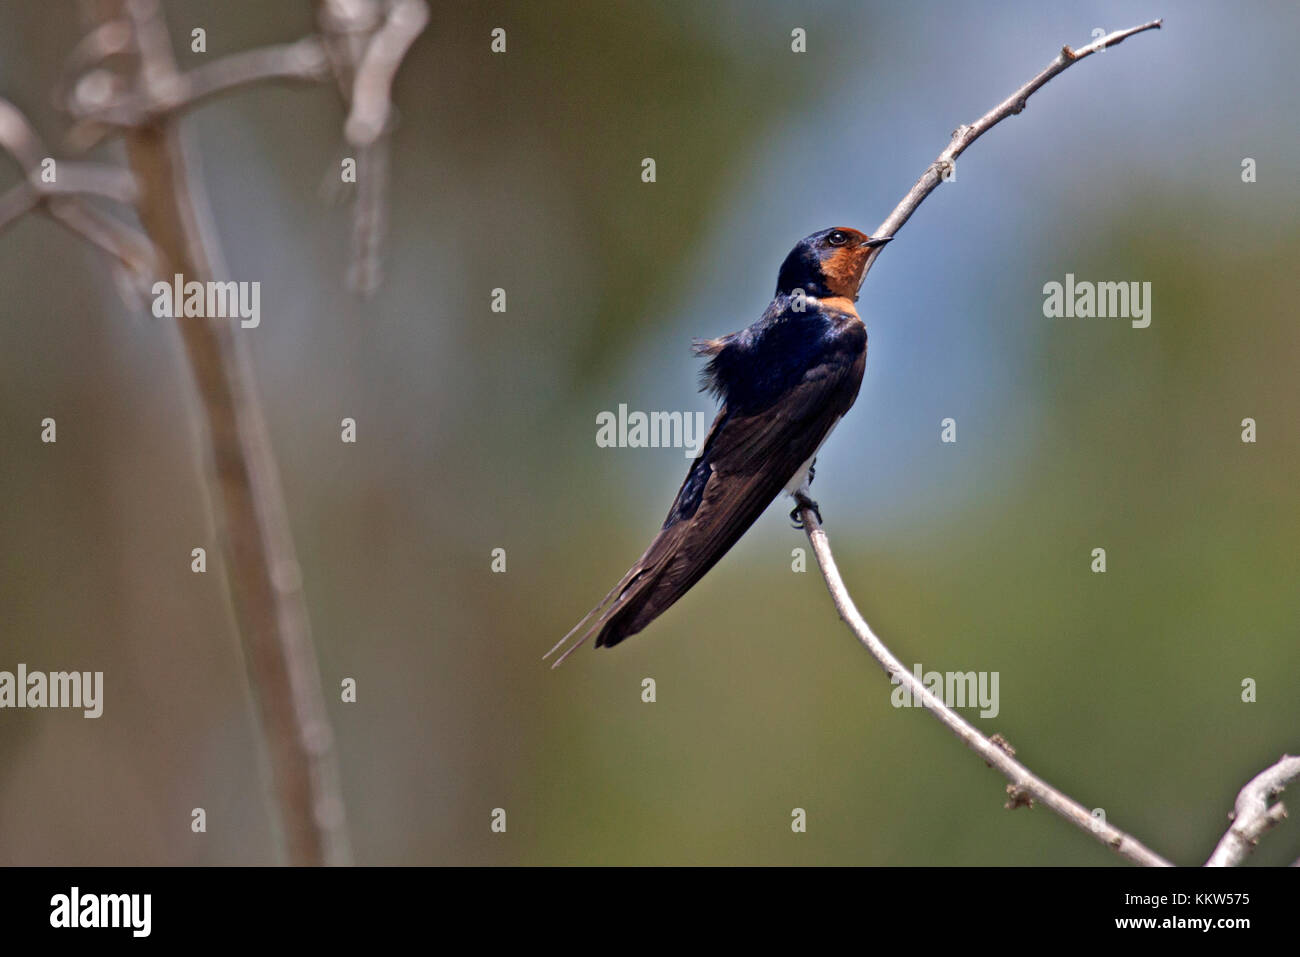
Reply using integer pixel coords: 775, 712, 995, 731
790, 494, 822, 529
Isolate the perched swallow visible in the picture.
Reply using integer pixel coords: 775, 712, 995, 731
546, 226, 892, 667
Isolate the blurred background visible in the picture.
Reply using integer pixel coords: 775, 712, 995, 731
1, 0, 1296, 865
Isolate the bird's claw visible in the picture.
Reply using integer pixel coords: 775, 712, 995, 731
790, 496, 822, 529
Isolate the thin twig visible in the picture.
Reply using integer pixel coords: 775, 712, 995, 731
54, 17, 133, 106
315, 0, 428, 293
65, 38, 330, 149
1206, 755, 1300, 866
0, 157, 140, 234
342, 0, 427, 147
44, 197, 153, 273
315, 0, 383, 98
0, 163, 138, 227
107, 0, 351, 865
0, 95, 147, 266
33, 163, 137, 202
788, 21, 1171, 864
796, 504, 1173, 866
0, 97, 46, 171
858, 19, 1162, 288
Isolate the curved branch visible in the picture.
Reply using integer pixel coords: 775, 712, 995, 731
1206, 755, 1300, 866
858, 19, 1162, 288
795, 503, 1172, 866
789, 20, 1172, 865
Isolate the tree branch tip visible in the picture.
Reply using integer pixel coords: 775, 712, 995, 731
1104, 20, 1164, 48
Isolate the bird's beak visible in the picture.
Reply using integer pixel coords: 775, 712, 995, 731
860, 235, 893, 248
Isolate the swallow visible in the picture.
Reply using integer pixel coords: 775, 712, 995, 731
546, 226, 892, 667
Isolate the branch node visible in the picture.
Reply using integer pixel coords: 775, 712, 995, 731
1005, 784, 1034, 811
989, 733, 1016, 761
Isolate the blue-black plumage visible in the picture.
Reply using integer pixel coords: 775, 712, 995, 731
548, 227, 891, 665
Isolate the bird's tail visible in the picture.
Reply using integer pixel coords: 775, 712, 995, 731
544, 562, 649, 668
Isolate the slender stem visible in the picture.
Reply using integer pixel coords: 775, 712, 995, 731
859, 19, 1163, 286
797, 504, 1173, 866
114, 0, 350, 865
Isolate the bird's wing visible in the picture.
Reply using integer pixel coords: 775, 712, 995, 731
547, 348, 864, 665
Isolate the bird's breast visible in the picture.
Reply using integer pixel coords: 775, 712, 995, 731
812, 295, 860, 318
804, 295, 865, 341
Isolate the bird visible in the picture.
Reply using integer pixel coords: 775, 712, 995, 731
546, 226, 892, 667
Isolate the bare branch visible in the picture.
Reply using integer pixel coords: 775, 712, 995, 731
0, 170, 146, 267
172, 38, 331, 108
858, 19, 1163, 288
103, 0, 351, 865
796, 503, 1173, 866
44, 198, 154, 274
1206, 755, 1300, 866
0, 96, 47, 171
65, 39, 330, 148
315, 0, 428, 293
54, 2, 423, 300
42, 199, 147, 270
37, 163, 137, 203
343, 0, 427, 147
0, 141, 138, 215
783, 20, 1173, 865
0, 95, 145, 267
346, 145, 388, 293
53, 18, 133, 107
316, 0, 383, 97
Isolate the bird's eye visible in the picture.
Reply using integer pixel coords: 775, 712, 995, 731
828, 231, 848, 246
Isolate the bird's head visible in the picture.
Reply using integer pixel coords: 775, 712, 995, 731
775, 227, 892, 299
